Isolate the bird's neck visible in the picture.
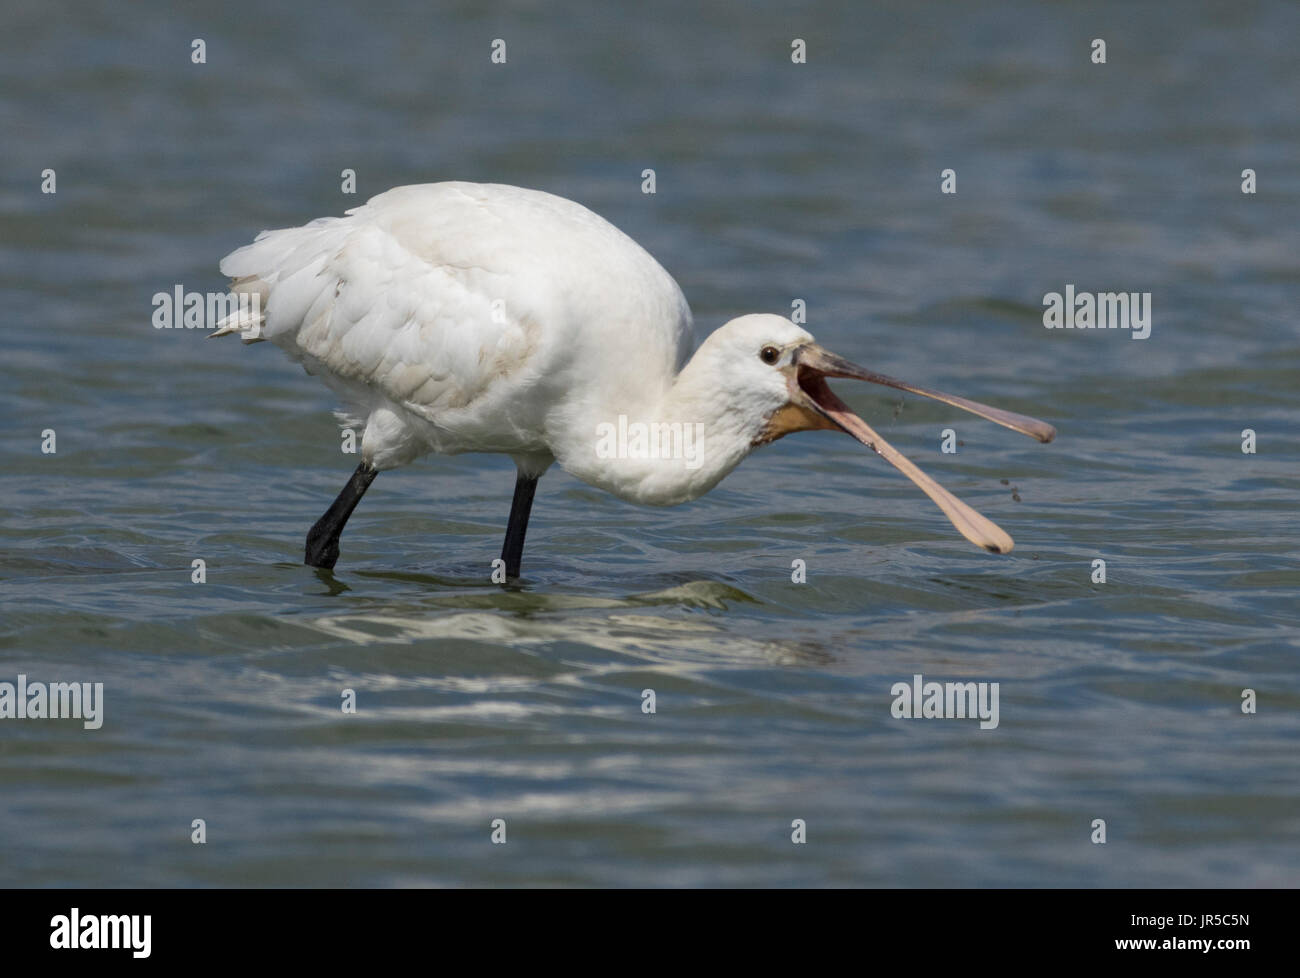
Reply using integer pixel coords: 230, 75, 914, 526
556, 356, 755, 506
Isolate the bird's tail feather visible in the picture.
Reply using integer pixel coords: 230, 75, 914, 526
208, 277, 267, 343
216, 218, 348, 343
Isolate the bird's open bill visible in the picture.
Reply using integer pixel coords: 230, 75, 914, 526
791, 344, 1057, 554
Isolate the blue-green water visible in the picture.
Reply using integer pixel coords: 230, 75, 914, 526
2, 0, 1298, 886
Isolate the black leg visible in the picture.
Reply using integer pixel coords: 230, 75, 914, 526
305, 461, 378, 569
500, 471, 538, 579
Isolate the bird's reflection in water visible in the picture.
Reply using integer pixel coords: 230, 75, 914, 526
306, 585, 834, 671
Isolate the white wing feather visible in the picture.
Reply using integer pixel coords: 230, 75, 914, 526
218, 183, 692, 467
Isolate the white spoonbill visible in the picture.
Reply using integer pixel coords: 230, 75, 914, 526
212, 182, 1055, 577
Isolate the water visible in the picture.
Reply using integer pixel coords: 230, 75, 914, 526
2, 0, 1298, 886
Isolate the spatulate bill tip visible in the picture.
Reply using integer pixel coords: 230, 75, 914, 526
964, 525, 1014, 554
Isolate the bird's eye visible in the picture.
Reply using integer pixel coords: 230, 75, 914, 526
759, 345, 781, 365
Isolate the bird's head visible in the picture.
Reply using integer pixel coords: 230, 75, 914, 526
701, 313, 1056, 553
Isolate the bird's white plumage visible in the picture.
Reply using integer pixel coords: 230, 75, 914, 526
218, 181, 1055, 557
220, 183, 697, 483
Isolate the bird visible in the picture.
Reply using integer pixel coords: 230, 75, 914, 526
212, 182, 1055, 578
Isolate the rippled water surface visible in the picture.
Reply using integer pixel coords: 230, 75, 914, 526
2, 0, 1299, 886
